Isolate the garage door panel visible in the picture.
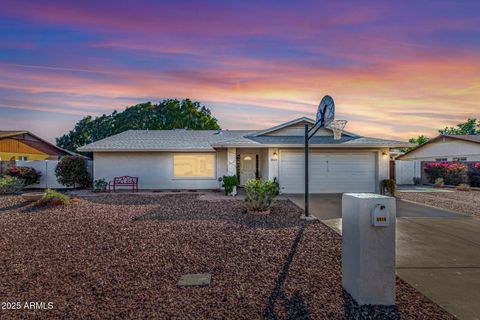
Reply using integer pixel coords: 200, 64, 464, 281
279, 150, 376, 193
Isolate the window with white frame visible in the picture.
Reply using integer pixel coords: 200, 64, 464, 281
17, 156, 28, 161
453, 157, 467, 162
435, 158, 447, 162
173, 153, 215, 178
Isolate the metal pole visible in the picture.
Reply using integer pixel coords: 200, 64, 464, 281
304, 124, 309, 217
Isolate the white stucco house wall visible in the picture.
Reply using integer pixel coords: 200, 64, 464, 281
78, 117, 410, 194
397, 135, 480, 162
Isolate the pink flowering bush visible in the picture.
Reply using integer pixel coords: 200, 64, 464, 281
6, 166, 41, 186
424, 162, 467, 186
468, 162, 480, 187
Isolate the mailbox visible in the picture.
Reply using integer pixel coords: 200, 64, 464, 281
343, 193, 396, 305
371, 204, 389, 227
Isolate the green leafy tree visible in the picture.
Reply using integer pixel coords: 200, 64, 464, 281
439, 118, 480, 135
401, 135, 430, 152
56, 99, 221, 152
408, 135, 429, 146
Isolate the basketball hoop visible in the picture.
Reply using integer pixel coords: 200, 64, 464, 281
329, 120, 347, 140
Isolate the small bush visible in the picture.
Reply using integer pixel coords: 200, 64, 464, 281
380, 179, 396, 195
244, 179, 279, 212
55, 156, 91, 188
6, 166, 41, 185
93, 179, 108, 192
36, 189, 70, 206
456, 183, 470, 191
413, 177, 421, 186
222, 175, 238, 195
0, 176, 24, 194
434, 177, 444, 187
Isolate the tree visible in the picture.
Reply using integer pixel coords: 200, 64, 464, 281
56, 99, 221, 152
439, 118, 480, 135
401, 135, 430, 152
408, 135, 429, 146
55, 156, 91, 188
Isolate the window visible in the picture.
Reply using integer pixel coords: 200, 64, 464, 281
453, 157, 467, 162
18, 156, 28, 161
174, 153, 215, 178
435, 158, 447, 162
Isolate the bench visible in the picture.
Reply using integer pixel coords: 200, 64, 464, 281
108, 176, 139, 192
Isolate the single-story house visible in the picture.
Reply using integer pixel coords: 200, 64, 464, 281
78, 117, 410, 193
0, 130, 73, 161
397, 135, 480, 162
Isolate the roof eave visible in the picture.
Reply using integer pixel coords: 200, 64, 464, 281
78, 148, 216, 152
212, 143, 412, 148
250, 117, 315, 137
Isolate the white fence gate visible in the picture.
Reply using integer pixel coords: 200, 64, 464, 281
395, 160, 421, 185
14, 160, 93, 189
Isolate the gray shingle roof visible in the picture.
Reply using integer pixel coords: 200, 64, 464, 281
78, 128, 411, 152
211, 135, 411, 147
77, 130, 255, 152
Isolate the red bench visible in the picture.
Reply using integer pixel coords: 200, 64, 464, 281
108, 176, 139, 192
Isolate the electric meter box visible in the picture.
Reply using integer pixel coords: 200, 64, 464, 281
371, 204, 390, 227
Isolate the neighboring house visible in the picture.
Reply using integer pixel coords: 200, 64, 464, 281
78, 117, 410, 193
398, 135, 480, 162
0, 131, 72, 161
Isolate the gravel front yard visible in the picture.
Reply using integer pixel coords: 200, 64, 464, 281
0, 194, 453, 319
396, 190, 480, 216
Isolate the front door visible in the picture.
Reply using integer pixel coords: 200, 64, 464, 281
240, 154, 256, 185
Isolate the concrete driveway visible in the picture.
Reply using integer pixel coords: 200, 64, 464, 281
287, 194, 480, 320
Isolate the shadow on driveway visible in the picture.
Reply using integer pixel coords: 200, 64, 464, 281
285, 193, 467, 220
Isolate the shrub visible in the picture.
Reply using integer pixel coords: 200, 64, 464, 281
380, 179, 396, 195
6, 166, 41, 185
55, 156, 91, 188
244, 179, 279, 212
222, 175, 238, 195
36, 189, 70, 206
424, 162, 467, 186
0, 176, 24, 194
468, 162, 480, 187
413, 177, 421, 186
93, 179, 108, 192
456, 183, 470, 191
434, 177, 444, 187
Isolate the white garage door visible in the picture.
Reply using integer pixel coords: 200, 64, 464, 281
279, 150, 376, 193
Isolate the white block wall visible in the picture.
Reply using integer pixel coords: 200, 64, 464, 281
14, 160, 93, 189
395, 160, 421, 185
93, 151, 227, 190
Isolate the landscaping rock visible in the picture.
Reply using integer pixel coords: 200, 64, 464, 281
0, 194, 454, 319
177, 273, 211, 287
396, 190, 480, 216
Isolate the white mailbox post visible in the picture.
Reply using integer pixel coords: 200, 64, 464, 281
342, 193, 396, 305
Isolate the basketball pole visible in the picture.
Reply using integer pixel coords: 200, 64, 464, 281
304, 120, 324, 217
304, 124, 309, 217
304, 95, 335, 218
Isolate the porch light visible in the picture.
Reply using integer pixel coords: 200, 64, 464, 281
272, 152, 278, 160
382, 151, 389, 157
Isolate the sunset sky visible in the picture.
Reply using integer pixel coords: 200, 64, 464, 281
0, 0, 479, 142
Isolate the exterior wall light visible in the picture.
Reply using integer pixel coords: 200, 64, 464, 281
272, 151, 278, 160
382, 151, 389, 157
